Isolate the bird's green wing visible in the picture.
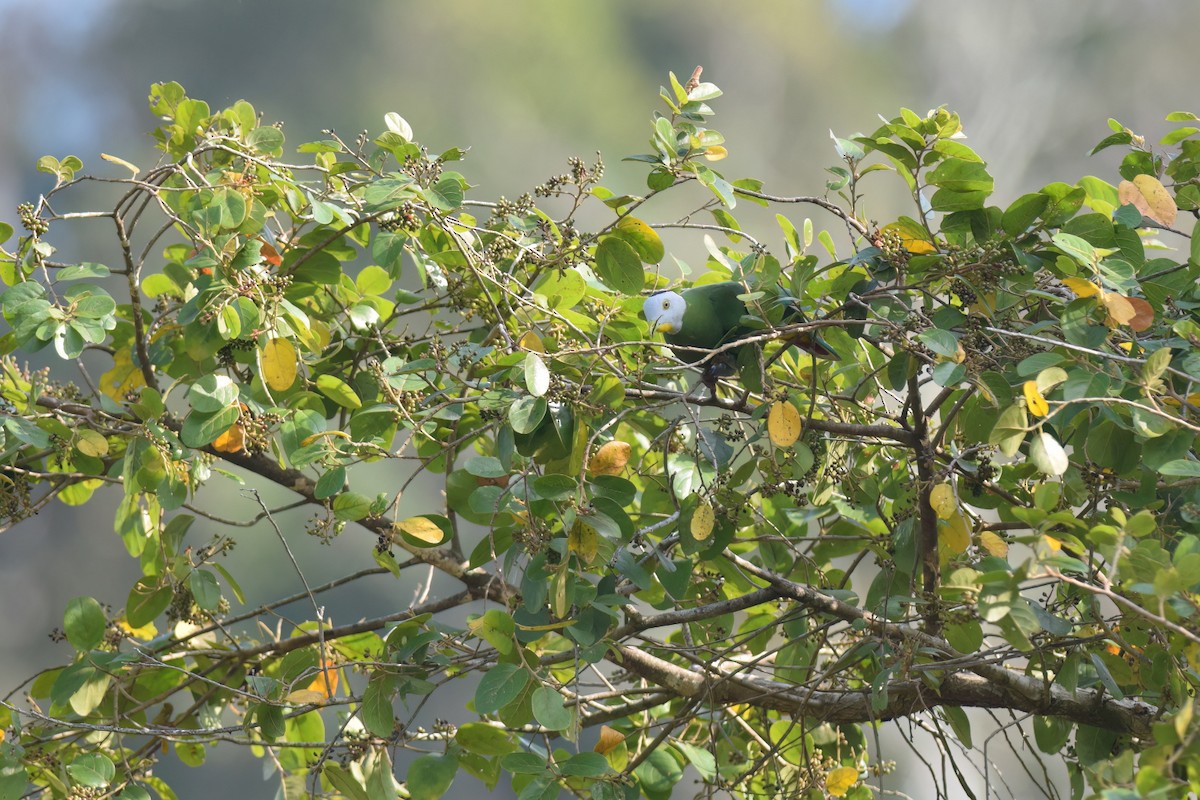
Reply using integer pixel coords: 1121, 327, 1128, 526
668, 282, 748, 352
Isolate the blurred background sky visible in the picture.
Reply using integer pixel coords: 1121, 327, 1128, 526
1, 1, 1197, 798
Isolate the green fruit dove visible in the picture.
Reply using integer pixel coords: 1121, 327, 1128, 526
642, 281, 839, 387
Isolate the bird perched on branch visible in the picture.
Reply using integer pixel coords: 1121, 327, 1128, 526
642, 280, 839, 390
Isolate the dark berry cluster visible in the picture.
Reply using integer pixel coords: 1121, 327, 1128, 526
533, 153, 605, 197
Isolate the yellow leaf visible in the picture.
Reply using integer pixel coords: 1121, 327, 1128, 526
826, 766, 859, 797
569, 520, 599, 564
101, 152, 140, 176
284, 689, 327, 706
940, 511, 971, 558
929, 483, 956, 519
101, 346, 147, 401
305, 665, 339, 699
767, 401, 802, 447
1042, 534, 1062, 552
691, 499, 715, 541
212, 422, 246, 454
979, 530, 1009, 557
74, 428, 109, 458
704, 145, 728, 162
1062, 277, 1099, 298
260, 338, 298, 391
1174, 702, 1194, 742
395, 516, 447, 545
589, 441, 631, 476
518, 330, 546, 352
1023, 381, 1049, 417
880, 220, 936, 254
118, 617, 158, 640
1102, 292, 1136, 327
1132, 173, 1178, 226
594, 725, 625, 755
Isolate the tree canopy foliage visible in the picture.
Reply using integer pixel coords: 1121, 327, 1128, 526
3, 71, 1200, 800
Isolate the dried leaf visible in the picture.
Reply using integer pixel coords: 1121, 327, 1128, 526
1125, 296, 1154, 331
1133, 173, 1178, 226
1102, 292, 1136, 327
589, 441, 631, 477
594, 725, 625, 755
704, 145, 728, 161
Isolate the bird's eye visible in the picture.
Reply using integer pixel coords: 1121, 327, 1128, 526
662, 300, 670, 309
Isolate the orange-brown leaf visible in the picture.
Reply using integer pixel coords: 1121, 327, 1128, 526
212, 422, 245, 454
1126, 296, 1155, 331
594, 725, 625, 754
589, 441, 631, 477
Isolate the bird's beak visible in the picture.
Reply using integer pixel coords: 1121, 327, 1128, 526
654, 321, 676, 334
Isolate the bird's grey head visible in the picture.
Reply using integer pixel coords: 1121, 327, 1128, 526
643, 290, 686, 334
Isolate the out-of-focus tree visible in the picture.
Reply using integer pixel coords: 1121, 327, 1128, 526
3, 69, 1200, 800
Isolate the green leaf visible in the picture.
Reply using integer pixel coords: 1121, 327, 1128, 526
532, 268, 586, 309
1157, 459, 1200, 477
942, 706, 972, 748
332, 491, 373, 522
916, 329, 960, 358
474, 664, 530, 715
531, 685, 573, 731
66, 754, 115, 788
126, 578, 173, 628
594, 237, 644, 294
64, 596, 107, 652
465, 456, 507, 479
426, 176, 464, 211
363, 175, 417, 212
1001, 193, 1048, 234
180, 405, 242, 448
455, 722, 518, 756
928, 158, 993, 193
188, 374, 239, 413
323, 764, 371, 800
1034, 716, 1072, 754
362, 672, 396, 738
316, 374, 363, 409
612, 216, 665, 264
406, 755, 458, 800
0, 757, 27, 800
1051, 232, 1098, 266
558, 752, 612, 777
634, 747, 683, 795
509, 396, 547, 435
524, 352, 550, 397
990, 403, 1028, 457
188, 569, 222, 612
468, 609, 515, 654
247, 126, 284, 154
